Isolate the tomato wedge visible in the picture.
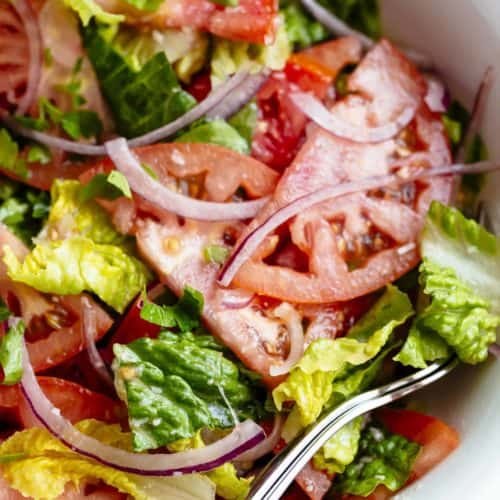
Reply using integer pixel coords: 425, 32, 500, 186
295, 462, 333, 500
0, 224, 113, 372
252, 37, 362, 170
231, 39, 453, 304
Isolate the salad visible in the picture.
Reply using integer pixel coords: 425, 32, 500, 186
0, 0, 498, 499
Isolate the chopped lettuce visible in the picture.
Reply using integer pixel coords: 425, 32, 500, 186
4, 237, 149, 313
0, 420, 216, 500
210, 0, 238, 6
63, 0, 123, 25
334, 422, 421, 497
0, 319, 24, 385
421, 201, 500, 314
169, 432, 251, 500
228, 101, 258, 146
313, 417, 363, 475
175, 120, 250, 154
280, 0, 329, 49
140, 286, 204, 332
211, 22, 290, 85
0, 177, 50, 246
203, 244, 230, 265
0, 129, 28, 178
112, 330, 266, 451
273, 286, 413, 427
83, 23, 196, 138
121, 0, 163, 12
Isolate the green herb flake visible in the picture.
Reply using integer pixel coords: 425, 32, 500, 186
203, 245, 230, 265
0, 319, 25, 385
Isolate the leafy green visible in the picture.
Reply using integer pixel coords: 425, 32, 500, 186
0, 129, 28, 178
79, 173, 129, 202
63, 0, 123, 25
211, 22, 290, 85
83, 23, 197, 138
313, 417, 363, 475
121, 0, 163, 12
0, 420, 216, 500
210, 0, 238, 6
394, 324, 451, 369
169, 432, 251, 500
175, 120, 250, 154
273, 286, 413, 427
280, 0, 329, 49
112, 331, 267, 451
0, 178, 50, 246
0, 298, 11, 322
140, 286, 204, 332
0, 319, 24, 385
421, 201, 500, 313
334, 422, 421, 496
4, 237, 149, 313
26, 145, 52, 165
318, 0, 381, 39
106, 171, 132, 199
228, 101, 258, 146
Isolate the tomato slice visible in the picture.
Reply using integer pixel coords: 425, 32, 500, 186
295, 462, 333, 500
377, 408, 460, 483
252, 37, 362, 170
232, 39, 453, 303
0, 225, 113, 372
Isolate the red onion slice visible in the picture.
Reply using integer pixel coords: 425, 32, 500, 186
219, 288, 255, 310
290, 91, 417, 144
20, 344, 265, 475
105, 138, 269, 221
269, 304, 304, 377
219, 160, 500, 287
424, 74, 447, 113
299, 0, 433, 69
237, 414, 283, 462
206, 70, 270, 120
1, 71, 251, 156
10, 0, 42, 115
455, 66, 494, 162
81, 296, 114, 387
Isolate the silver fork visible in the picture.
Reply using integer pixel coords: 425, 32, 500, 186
248, 356, 458, 500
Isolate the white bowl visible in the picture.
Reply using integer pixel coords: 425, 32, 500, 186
380, 1, 500, 498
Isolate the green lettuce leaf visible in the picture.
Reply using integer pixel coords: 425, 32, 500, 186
175, 120, 249, 154
0, 319, 25, 385
4, 237, 149, 313
280, 0, 329, 50
140, 286, 204, 332
0, 420, 216, 500
211, 22, 290, 85
334, 422, 421, 497
112, 331, 267, 451
121, 0, 163, 12
273, 286, 413, 427
0, 177, 50, 246
210, 0, 238, 6
421, 201, 500, 313
228, 101, 258, 146
399, 259, 499, 365
169, 432, 251, 500
0, 129, 28, 179
63, 0, 123, 25
313, 417, 363, 475
83, 23, 196, 138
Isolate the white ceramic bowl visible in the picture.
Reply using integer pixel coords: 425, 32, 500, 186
380, 1, 500, 498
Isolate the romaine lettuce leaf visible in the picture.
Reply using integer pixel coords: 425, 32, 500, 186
63, 0, 123, 25
228, 101, 258, 146
175, 120, 250, 154
0, 420, 216, 500
334, 422, 421, 496
280, 0, 329, 50
169, 432, 251, 500
421, 201, 500, 314
83, 23, 196, 138
0, 129, 28, 178
273, 286, 413, 427
313, 417, 363, 475
0, 318, 24, 385
4, 237, 149, 313
0, 177, 50, 246
112, 331, 267, 451
211, 22, 290, 85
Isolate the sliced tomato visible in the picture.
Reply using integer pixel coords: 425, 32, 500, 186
233, 39, 452, 303
184, 70, 211, 102
252, 37, 362, 170
0, 224, 113, 372
295, 462, 333, 500
377, 408, 460, 483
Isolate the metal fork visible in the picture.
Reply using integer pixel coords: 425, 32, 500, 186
248, 356, 459, 500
